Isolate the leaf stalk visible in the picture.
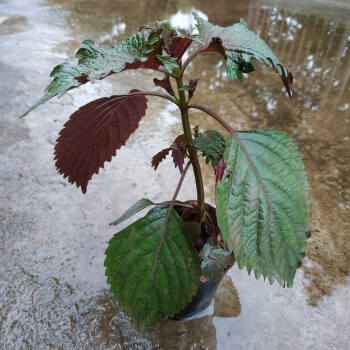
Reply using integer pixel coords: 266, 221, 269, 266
176, 77, 205, 223
151, 161, 192, 279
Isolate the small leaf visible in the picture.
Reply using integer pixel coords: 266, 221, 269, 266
188, 77, 200, 100
200, 242, 234, 280
172, 149, 185, 174
193, 12, 293, 96
148, 36, 159, 46
147, 21, 192, 59
151, 148, 171, 171
171, 134, 187, 174
225, 57, 254, 82
156, 54, 179, 74
193, 129, 226, 167
178, 85, 190, 91
151, 135, 187, 173
153, 76, 175, 96
104, 208, 201, 328
22, 35, 160, 117
110, 198, 155, 226
54, 90, 147, 193
215, 130, 309, 287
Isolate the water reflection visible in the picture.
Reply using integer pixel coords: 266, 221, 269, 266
146, 276, 241, 350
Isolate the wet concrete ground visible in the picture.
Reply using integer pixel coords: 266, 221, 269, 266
1, 0, 350, 349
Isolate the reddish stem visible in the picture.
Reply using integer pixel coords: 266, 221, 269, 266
121, 90, 178, 105
151, 161, 191, 280
189, 103, 275, 217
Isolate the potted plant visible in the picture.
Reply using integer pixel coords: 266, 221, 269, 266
21, 12, 310, 328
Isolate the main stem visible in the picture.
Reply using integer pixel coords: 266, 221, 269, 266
176, 76, 205, 222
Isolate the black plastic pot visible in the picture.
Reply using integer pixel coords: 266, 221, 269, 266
173, 278, 221, 320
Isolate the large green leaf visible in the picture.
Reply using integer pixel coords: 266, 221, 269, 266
193, 129, 226, 167
215, 130, 309, 287
21, 34, 159, 117
104, 208, 201, 327
193, 13, 293, 96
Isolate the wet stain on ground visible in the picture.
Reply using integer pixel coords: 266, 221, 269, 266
0, 15, 33, 35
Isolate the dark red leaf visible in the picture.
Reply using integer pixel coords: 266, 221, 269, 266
153, 76, 175, 96
188, 77, 200, 100
152, 134, 188, 173
171, 134, 187, 174
54, 89, 148, 193
151, 148, 171, 170
200, 37, 226, 57
172, 134, 187, 152
123, 57, 161, 71
166, 37, 193, 59
171, 149, 185, 174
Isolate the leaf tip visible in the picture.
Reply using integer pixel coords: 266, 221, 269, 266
19, 111, 28, 119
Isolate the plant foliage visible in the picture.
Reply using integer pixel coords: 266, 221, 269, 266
171, 134, 187, 173
151, 134, 187, 173
193, 13, 293, 96
215, 131, 309, 287
200, 242, 234, 280
21, 36, 160, 117
110, 198, 155, 226
193, 129, 226, 167
105, 208, 201, 327
54, 90, 147, 193
22, 10, 309, 328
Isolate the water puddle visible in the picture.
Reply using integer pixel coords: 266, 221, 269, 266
1, 0, 349, 348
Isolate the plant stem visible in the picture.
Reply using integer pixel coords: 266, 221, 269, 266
121, 90, 178, 105
181, 46, 220, 74
189, 103, 232, 132
152, 161, 191, 280
176, 77, 205, 222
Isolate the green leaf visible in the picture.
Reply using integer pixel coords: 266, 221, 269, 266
21, 34, 158, 117
104, 208, 201, 327
156, 54, 179, 74
215, 130, 309, 287
200, 242, 234, 280
193, 13, 293, 96
110, 198, 155, 226
193, 129, 226, 167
